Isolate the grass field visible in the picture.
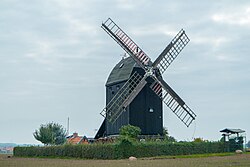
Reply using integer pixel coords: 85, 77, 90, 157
1, 153, 250, 167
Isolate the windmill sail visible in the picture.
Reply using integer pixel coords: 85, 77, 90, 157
150, 77, 196, 127
99, 18, 196, 133
152, 29, 190, 74
100, 71, 147, 123
101, 18, 152, 70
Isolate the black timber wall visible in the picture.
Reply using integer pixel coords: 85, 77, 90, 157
106, 67, 163, 136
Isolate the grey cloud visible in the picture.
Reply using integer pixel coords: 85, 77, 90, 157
0, 0, 250, 143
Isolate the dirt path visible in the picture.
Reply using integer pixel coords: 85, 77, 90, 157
1, 154, 250, 167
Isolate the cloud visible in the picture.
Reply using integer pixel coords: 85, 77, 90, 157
25, 38, 56, 65
115, 0, 151, 10
212, 6, 250, 26
1, 0, 250, 144
192, 35, 230, 47
130, 24, 181, 37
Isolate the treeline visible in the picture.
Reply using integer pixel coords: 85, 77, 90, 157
14, 141, 225, 159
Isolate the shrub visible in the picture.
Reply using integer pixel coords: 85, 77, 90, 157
14, 141, 225, 159
119, 124, 141, 139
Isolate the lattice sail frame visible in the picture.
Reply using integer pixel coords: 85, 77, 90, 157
150, 79, 196, 127
100, 18, 196, 127
152, 29, 190, 74
101, 18, 151, 70
100, 72, 146, 123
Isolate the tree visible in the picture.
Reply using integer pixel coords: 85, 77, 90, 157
119, 124, 141, 139
162, 127, 176, 142
163, 127, 169, 137
33, 122, 67, 145
193, 137, 204, 142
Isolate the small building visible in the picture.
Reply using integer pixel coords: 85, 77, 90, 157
66, 132, 89, 144
220, 128, 246, 152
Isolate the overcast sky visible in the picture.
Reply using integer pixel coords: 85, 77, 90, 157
1, 0, 250, 144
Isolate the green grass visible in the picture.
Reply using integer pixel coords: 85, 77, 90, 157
176, 152, 235, 158
143, 152, 236, 160
2, 153, 250, 167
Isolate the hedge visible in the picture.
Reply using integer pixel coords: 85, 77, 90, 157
14, 141, 225, 159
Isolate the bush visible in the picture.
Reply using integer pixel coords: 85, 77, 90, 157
119, 125, 141, 139
14, 141, 225, 159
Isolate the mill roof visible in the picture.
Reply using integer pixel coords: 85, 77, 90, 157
106, 57, 139, 86
220, 128, 245, 134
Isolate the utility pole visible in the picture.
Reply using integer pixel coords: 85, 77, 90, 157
67, 117, 69, 136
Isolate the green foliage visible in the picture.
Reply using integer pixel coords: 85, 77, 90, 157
14, 141, 226, 159
162, 127, 176, 142
116, 137, 135, 158
220, 136, 225, 142
193, 138, 204, 142
119, 124, 141, 139
33, 122, 67, 146
228, 137, 244, 151
162, 127, 169, 136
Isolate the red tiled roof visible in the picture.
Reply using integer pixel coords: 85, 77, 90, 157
67, 133, 88, 144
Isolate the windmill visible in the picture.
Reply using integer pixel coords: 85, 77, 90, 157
95, 18, 196, 139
